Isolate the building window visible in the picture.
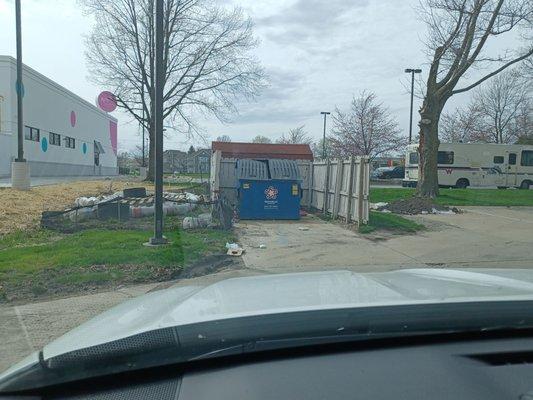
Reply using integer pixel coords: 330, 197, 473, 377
65, 136, 76, 149
409, 152, 419, 165
437, 151, 454, 165
49, 132, 61, 146
493, 156, 504, 164
509, 153, 517, 165
24, 126, 40, 142
521, 151, 533, 167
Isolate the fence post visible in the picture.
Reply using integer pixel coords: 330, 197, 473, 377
307, 160, 313, 210
332, 159, 343, 220
322, 159, 330, 216
345, 156, 355, 223
357, 157, 365, 226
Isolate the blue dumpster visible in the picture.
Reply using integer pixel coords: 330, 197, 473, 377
237, 159, 301, 220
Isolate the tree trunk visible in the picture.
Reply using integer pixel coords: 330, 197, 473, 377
416, 96, 443, 198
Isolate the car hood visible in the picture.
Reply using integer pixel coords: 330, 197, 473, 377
4, 268, 533, 387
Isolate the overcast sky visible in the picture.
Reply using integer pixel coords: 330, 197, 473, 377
0, 0, 522, 152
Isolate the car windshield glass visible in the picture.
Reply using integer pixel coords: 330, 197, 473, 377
1, 0, 533, 392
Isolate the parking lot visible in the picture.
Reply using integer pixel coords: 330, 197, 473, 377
237, 206, 533, 273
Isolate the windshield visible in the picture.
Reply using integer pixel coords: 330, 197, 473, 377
1, 0, 533, 392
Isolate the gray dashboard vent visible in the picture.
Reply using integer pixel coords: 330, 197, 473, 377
53, 378, 180, 400
46, 327, 179, 369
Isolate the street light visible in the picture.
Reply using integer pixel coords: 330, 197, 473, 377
405, 68, 422, 144
320, 111, 331, 159
11, 0, 30, 190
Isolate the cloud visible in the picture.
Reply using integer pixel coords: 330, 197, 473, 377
257, 0, 369, 47
229, 67, 315, 124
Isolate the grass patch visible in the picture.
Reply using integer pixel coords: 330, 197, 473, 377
359, 211, 425, 234
0, 227, 234, 302
370, 188, 533, 206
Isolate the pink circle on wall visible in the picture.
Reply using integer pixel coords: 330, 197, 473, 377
97, 91, 117, 112
70, 111, 77, 127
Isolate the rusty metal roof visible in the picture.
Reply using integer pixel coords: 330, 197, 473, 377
212, 142, 314, 161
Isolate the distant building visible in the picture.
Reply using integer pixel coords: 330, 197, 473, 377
163, 148, 210, 174
187, 148, 211, 174
211, 141, 314, 161
0, 56, 118, 177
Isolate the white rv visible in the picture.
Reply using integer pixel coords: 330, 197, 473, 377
403, 143, 533, 189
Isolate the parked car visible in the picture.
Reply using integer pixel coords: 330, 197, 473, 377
372, 166, 405, 179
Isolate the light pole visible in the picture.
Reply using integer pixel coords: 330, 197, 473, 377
148, 0, 167, 245
11, 0, 30, 190
320, 111, 330, 159
405, 68, 421, 144
141, 88, 146, 167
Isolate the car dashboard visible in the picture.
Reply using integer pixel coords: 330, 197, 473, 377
3, 334, 533, 400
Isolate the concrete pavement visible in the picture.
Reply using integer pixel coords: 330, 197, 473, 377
237, 207, 533, 273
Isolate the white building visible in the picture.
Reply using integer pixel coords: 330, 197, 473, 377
0, 56, 118, 177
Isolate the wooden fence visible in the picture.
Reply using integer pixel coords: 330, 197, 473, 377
210, 151, 370, 225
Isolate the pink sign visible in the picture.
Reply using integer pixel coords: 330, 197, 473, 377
70, 111, 77, 127
109, 121, 118, 155
97, 91, 117, 112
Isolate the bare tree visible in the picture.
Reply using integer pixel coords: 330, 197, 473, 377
251, 135, 272, 144
276, 125, 312, 144
215, 135, 232, 142
441, 70, 532, 143
513, 99, 533, 141
416, 0, 533, 198
311, 138, 336, 159
81, 0, 264, 180
329, 92, 405, 160
474, 70, 531, 143
440, 103, 484, 143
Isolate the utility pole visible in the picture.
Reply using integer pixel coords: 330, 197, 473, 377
405, 68, 422, 143
148, 0, 167, 245
141, 100, 146, 167
11, 0, 30, 190
320, 111, 330, 159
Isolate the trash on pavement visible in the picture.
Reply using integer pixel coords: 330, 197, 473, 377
226, 242, 244, 256
298, 227, 309, 231
227, 248, 244, 256
259, 244, 267, 249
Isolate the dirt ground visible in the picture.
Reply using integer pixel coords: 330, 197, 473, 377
0, 179, 157, 235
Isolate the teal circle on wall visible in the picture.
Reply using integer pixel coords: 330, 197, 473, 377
16, 80, 25, 98
41, 137, 48, 152
82, 142, 88, 154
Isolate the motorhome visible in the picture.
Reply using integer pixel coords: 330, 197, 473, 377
403, 143, 533, 189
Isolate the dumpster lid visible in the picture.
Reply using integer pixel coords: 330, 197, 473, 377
269, 159, 300, 180
236, 159, 269, 180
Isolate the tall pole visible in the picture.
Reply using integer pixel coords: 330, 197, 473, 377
408, 70, 415, 144
321, 111, 330, 159
149, 0, 166, 245
405, 68, 421, 144
141, 93, 146, 167
15, 0, 24, 162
